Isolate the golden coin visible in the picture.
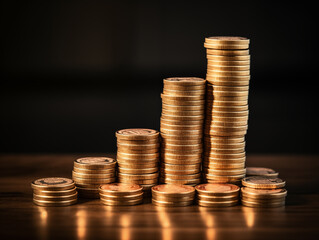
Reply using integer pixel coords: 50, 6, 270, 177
117, 147, 159, 154
241, 187, 287, 199
161, 142, 202, 150
100, 198, 143, 206
195, 183, 240, 195
74, 157, 116, 170
160, 133, 203, 141
197, 199, 238, 207
205, 36, 249, 44
162, 103, 205, 111
203, 168, 246, 176
241, 199, 285, 208
160, 123, 203, 131
205, 179, 242, 186
203, 162, 245, 169
161, 93, 205, 101
161, 138, 202, 145
206, 105, 249, 112
207, 54, 250, 61
242, 177, 286, 189
204, 130, 247, 137
209, 90, 249, 97
207, 79, 250, 87
208, 110, 249, 118
117, 152, 159, 160
206, 95, 248, 102
160, 167, 200, 175
204, 151, 246, 159
204, 43, 248, 50
161, 148, 203, 155
205, 125, 248, 132
33, 198, 77, 207
99, 192, 143, 201
117, 172, 159, 180
32, 187, 77, 197
99, 183, 142, 196
73, 167, 115, 174
162, 159, 202, 165
160, 173, 201, 180
160, 119, 204, 127
116, 128, 159, 140
163, 89, 206, 96
241, 196, 286, 204
152, 198, 193, 207
163, 77, 206, 86
207, 59, 250, 66
161, 109, 204, 117
246, 167, 279, 178
204, 173, 245, 180
152, 184, 195, 196
160, 177, 201, 185
118, 167, 158, 174
206, 49, 249, 56
204, 136, 245, 143
207, 84, 249, 91
117, 142, 160, 150
152, 194, 194, 202
116, 160, 159, 166
72, 171, 115, 179
118, 178, 158, 185
205, 141, 245, 149
117, 162, 158, 169
117, 138, 159, 145
73, 176, 116, 185
162, 98, 205, 106
205, 120, 248, 127
207, 69, 250, 77
161, 114, 204, 121
204, 146, 245, 154
203, 157, 245, 164
206, 99, 248, 106
33, 192, 78, 201
207, 65, 250, 71
31, 177, 75, 191
163, 84, 206, 91
197, 194, 238, 202
205, 115, 249, 122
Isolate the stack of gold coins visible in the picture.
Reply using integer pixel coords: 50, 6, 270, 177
195, 183, 240, 207
241, 176, 287, 207
151, 184, 195, 207
99, 183, 143, 206
160, 77, 206, 186
72, 157, 116, 198
246, 167, 279, 178
203, 36, 250, 185
116, 128, 160, 196
31, 177, 77, 206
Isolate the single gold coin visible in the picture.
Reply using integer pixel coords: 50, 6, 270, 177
161, 109, 204, 117
242, 177, 286, 189
163, 77, 206, 86
162, 158, 202, 165
117, 172, 159, 180
31, 177, 75, 191
206, 84, 249, 91
207, 69, 250, 77
152, 198, 193, 207
197, 194, 238, 202
203, 168, 246, 176
207, 59, 250, 66
117, 147, 159, 154
161, 142, 202, 150
161, 114, 205, 121
204, 130, 247, 137
118, 178, 158, 185
207, 54, 250, 61
206, 105, 248, 112
162, 103, 205, 111
117, 162, 158, 169
203, 157, 246, 164
99, 192, 143, 201
152, 184, 195, 196
205, 141, 245, 149
205, 120, 248, 127
205, 125, 248, 132
163, 84, 206, 91
161, 93, 205, 101
99, 183, 142, 196
73, 167, 115, 174
117, 138, 159, 145
161, 138, 202, 145
204, 136, 245, 144
33, 192, 78, 201
100, 198, 143, 206
160, 152, 202, 160
204, 147, 245, 154
206, 99, 248, 106
208, 90, 249, 97
160, 173, 201, 180
160, 167, 200, 175
203, 162, 245, 170
205, 36, 249, 45
74, 157, 116, 170
160, 118, 204, 127
241, 199, 285, 208
152, 194, 194, 202
195, 183, 240, 195
204, 151, 246, 159
33, 198, 77, 207
33, 187, 77, 197
206, 49, 249, 56
197, 199, 238, 207
246, 167, 279, 178
117, 152, 159, 160
117, 142, 160, 150
72, 171, 115, 179
163, 89, 206, 96
206, 95, 248, 102
207, 79, 250, 87
118, 167, 158, 174
160, 178, 201, 185
116, 128, 159, 140
73, 176, 116, 185
160, 123, 203, 131
241, 187, 287, 199
208, 110, 249, 118
207, 65, 250, 71
161, 99, 205, 107
161, 148, 203, 155
205, 115, 248, 122
241, 196, 286, 204
203, 174, 245, 182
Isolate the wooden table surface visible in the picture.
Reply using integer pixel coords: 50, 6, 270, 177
1, 154, 319, 240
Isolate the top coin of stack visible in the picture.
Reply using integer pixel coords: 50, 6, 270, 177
72, 157, 116, 198
241, 176, 287, 207
160, 77, 206, 186
152, 184, 195, 207
246, 167, 279, 178
99, 183, 143, 206
203, 36, 250, 185
31, 177, 77, 206
116, 128, 160, 196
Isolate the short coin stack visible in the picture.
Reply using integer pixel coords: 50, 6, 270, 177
241, 176, 287, 207
151, 184, 195, 207
195, 183, 240, 207
116, 128, 160, 196
99, 183, 143, 206
160, 77, 206, 186
246, 167, 279, 178
203, 36, 250, 185
72, 157, 116, 198
31, 177, 77, 206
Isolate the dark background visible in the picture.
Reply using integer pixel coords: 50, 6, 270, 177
1, 1, 318, 154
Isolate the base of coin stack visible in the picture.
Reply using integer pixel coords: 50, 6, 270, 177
116, 128, 160, 195
195, 183, 240, 207
31, 177, 78, 207
160, 77, 205, 186
151, 184, 195, 207
99, 183, 143, 206
72, 157, 116, 198
241, 176, 287, 207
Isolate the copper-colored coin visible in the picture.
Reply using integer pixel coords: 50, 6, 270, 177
152, 184, 195, 196
160, 178, 201, 185
152, 194, 194, 202
160, 167, 200, 175
73, 167, 115, 174
33, 192, 78, 201
207, 79, 250, 87
99, 192, 143, 201
195, 183, 240, 195
31, 177, 75, 191
163, 77, 206, 86
204, 130, 247, 137
241, 196, 286, 204
161, 114, 204, 121
161, 148, 203, 154
205, 141, 245, 149
100, 198, 143, 206
117, 162, 158, 169
162, 103, 205, 111
74, 157, 116, 170
73, 176, 116, 185
204, 151, 246, 159
242, 177, 286, 189
162, 98, 205, 106
117, 148, 159, 154
205, 121, 248, 127
33, 198, 77, 207
241, 199, 285, 208
204, 147, 245, 154
241, 187, 287, 199
203, 174, 245, 181
160, 123, 203, 131
207, 69, 250, 77
116, 128, 159, 140
207, 65, 250, 71
209, 90, 249, 97
205, 36, 249, 45
161, 93, 205, 101
207, 84, 249, 91
197, 193, 238, 201
206, 95, 248, 102
117, 172, 159, 180
205, 124, 248, 132
72, 171, 115, 179
162, 159, 202, 165
246, 167, 279, 178
161, 163, 201, 170
118, 167, 158, 174
205, 179, 242, 186
206, 49, 249, 56
33, 187, 77, 197
203, 168, 246, 176
117, 142, 160, 150
161, 138, 202, 145
118, 178, 158, 185
204, 136, 245, 144
197, 199, 238, 207
117, 152, 159, 160
160, 173, 201, 180
161, 143, 202, 150
207, 54, 250, 61
203, 156, 245, 164
203, 161, 245, 169
161, 109, 204, 117
206, 105, 249, 112
206, 99, 248, 107
163, 84, 206, 91
161, 152, 202, 160
152, 199, 193, 207
99, 183, 142, 195
161, 127, 203, 134
163, 89, 205, 96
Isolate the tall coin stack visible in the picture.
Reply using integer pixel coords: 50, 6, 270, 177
116, 128, 160, 196
241, 176, 287, 207
160, 77, 206, 186
203, 36, 250, 185
31, 177, 77, 206
72, 157, 116, 198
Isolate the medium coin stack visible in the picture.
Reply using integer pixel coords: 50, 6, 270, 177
203, 36, 250, 185
241, 176, 287, 207
160, 77, 206, 186
195, 183, 240, 207
99, 183, 143, 206
31, 177, 77, 206
151, 184, 195, 207
246, 167, 279, 178
72, 157, 116, 198
116, 128, 160, 196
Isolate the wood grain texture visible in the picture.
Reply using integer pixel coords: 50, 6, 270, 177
0, 154, 319, 240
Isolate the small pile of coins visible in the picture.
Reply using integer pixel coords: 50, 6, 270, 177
72, 157, 116, 198
195, 183, 240, 207
116, 129, 160, 196
99, 183, 143, 206
151, 184, 195, 207
241, 176, 287, 207
246, 167, 279, 178
203, 36, 250, 185
31, 177, 77, 206
160, 77, 206, 186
